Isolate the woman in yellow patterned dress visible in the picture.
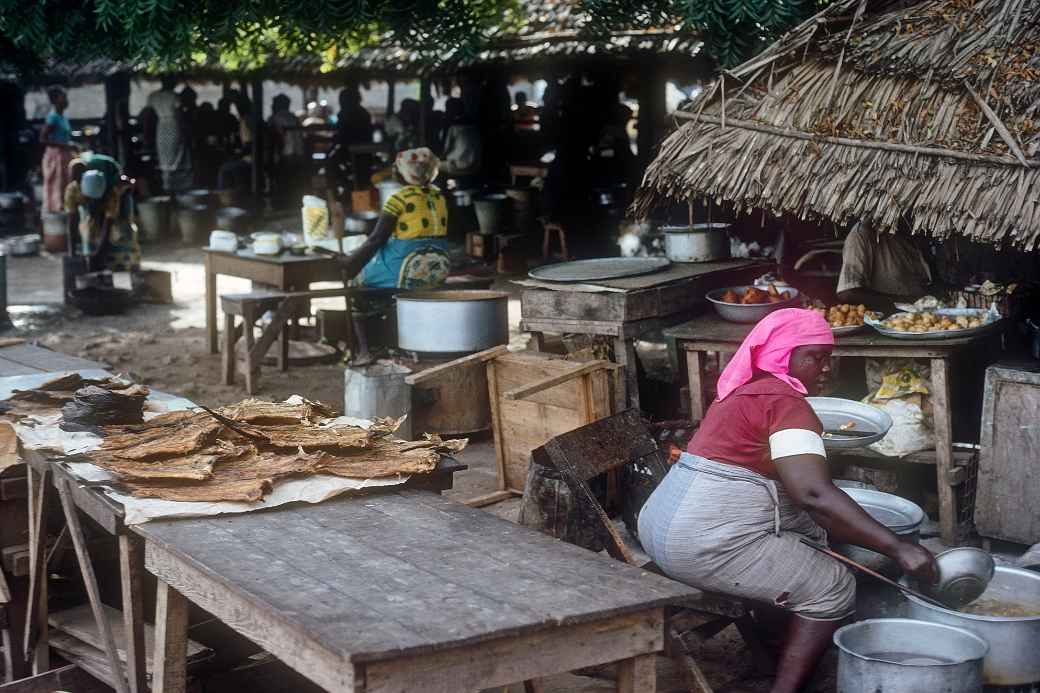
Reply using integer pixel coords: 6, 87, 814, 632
338, 147, 450, 289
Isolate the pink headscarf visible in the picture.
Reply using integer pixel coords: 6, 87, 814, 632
716, 308, 834, 401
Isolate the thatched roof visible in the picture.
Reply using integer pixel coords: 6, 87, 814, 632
635, 0, 1040, 249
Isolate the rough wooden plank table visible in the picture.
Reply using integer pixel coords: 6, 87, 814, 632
139, 489, 697, 693
0, 344, 103, 378
204, 247, 344, 355
520, 260, 768, 410
664, 314, 997, 545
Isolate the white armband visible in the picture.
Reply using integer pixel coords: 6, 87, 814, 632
769, 429, 826, 460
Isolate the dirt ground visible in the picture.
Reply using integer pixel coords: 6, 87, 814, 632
3, 243, 841, 693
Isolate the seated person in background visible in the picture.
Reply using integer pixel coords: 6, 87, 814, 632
835, 221, 935, 313
337, 148, 450, 363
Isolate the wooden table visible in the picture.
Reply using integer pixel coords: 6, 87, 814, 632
138, 489, 697, 693
204, 248, 344, 354
664, 314, 996, 544
520, 260, 767, 410
0, 343, 103, 378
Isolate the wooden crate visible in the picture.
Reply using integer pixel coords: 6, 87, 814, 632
974, 365, 1040, 544
407, 348, 621, 507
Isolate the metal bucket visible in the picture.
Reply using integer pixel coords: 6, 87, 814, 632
178, 204, 211, 245
395, 291, 509, 354
506, 187, 536, 233
137, 196, 171, 243
473, 194, 509, 236
834, 618, 987, 693
904, 566, 1040, 686
42, 212, 68, 252
343, 362, 412, 440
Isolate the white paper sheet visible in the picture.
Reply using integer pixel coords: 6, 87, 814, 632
2, 378, 409, 524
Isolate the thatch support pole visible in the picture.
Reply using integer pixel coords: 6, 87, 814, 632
386, 78, 396, 117
964, 81, 1028, 166
251, 79, 264, 209
673, 111, 1037, 168
418, 77, 431, 147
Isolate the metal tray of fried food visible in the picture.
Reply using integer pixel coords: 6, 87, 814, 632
864, 308, 1002, 341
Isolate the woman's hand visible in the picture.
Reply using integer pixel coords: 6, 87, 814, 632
891, 541, 938, 585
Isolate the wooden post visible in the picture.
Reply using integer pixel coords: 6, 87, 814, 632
617, 653, 657, 693
636, 59, 666, 174
931, 358, 958, 544
104, 73, 132, 166
418, 77, 431, 147
386, 79, 396, 117
251, 79, 264, 209
685, 349, 706, 421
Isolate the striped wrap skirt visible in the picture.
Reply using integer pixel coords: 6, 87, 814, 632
637, 453, 855, 620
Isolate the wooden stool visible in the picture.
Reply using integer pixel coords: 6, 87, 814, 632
220, 291, 294, 395
541, 220, 568, 261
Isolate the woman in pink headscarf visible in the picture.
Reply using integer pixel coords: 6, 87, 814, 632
638, 309, 935, 693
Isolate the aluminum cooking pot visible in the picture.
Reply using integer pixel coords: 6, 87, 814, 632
834, 619, 986, 693
903, 566, 1040, 686
834, 488, 924, 577
662, 223, 731, 263
396, 291, 508, 353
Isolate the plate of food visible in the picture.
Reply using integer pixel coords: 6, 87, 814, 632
864, 307, 1001, 340
706, 284, 801, 323
811, 303, 878, 335
807, 397, 893, 450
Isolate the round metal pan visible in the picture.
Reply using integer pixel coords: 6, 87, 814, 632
865, 309, 1002, 341
841, 487, 925, 534
807, 396, 892, 450
528, 257, 671, 283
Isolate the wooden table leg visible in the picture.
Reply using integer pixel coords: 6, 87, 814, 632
617, 653, 656, 693
153, 581, 189, 693
205, 254, 218, 355
23, 466, 50, 672
242, 304, 258, 396
615, 337, 641, 412
530, 331, 545, 352
57, 478, 129, 693
119, 535, 148, 693
685, 350, 706, 422
222, 312, 237, 386
931, 357, 958, 544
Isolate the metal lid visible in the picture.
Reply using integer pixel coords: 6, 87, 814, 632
528, 257, 671, 282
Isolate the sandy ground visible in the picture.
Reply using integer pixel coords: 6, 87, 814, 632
2, 243, 842, 693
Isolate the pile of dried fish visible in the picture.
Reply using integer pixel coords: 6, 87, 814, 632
84, 398, 466, 503
1, 373, 142, 422
61, 384, 150, 432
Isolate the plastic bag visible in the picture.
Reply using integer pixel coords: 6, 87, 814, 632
301, 195, 332, 244
864, 361, 934, 457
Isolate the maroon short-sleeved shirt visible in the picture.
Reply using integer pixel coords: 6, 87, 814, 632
687, 375, 825, 479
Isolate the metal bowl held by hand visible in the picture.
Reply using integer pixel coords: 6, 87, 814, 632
808, 396, 893, 450
923, 548, 996, 610
706, 285, 801, 323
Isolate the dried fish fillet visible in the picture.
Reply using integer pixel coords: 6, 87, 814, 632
218, 398, 336, 425
100, 413, 222, 460
259, 424, 372, 451
122, 478, 273, 503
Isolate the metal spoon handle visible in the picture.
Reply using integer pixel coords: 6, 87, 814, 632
799, 538, 947, 610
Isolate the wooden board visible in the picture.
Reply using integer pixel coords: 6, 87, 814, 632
0, 345, 105, 374
136, 490, 697, 669
492, 353, 614, 492
520, 261, 765, 323
974, 366, 1040, 544
49, 603, 209, 668
0, 664, 110, 692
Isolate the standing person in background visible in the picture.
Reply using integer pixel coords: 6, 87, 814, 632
384, 99, 421, 154
147, 76, 192, 193
216, 94, 240, 153
40, 86, 78, 213
439, 97, 481, 186
335, 85, 373, 147
268, 94, 304, 208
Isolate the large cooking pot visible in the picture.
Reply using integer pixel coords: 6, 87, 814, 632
904, 566, 1040, 686
662, 223, 731, 263
834, 618, 987, 693
834, 488, 924, 577
377, 180, 403, 207
396, 290, 509, 354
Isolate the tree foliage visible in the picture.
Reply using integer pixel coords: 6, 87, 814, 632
580, 0, 820, 67
0, 0, 514, 76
